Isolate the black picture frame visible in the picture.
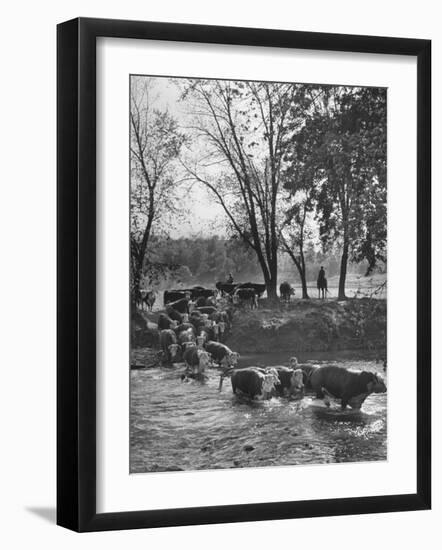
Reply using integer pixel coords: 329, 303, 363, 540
57, 17, 431, 532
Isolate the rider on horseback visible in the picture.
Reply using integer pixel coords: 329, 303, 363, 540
317, 266, 328, 299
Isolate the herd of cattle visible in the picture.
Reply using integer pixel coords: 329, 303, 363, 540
137, 280, 297, 311
221, 362, 386, 410
141, 283, 387, 411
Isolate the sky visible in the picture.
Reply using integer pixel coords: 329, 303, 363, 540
131, 75, 227, 238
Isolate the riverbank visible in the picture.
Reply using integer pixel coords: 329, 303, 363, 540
226, 298, 386, 354
132, 297, 386, 356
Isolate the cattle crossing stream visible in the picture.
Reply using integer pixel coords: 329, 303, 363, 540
130, 352, 387, 473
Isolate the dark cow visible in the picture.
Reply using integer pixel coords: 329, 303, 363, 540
159, 329, 180, 364
296, 363, 321, 390
157, 313, 178, 331
236, 282, 266, 297
166, 298, 190, 314
165, 306, 183, 323
196, 306, 218, 315
191, 287, 215, 299
182, 346, 211, 376
163, 290, 190, 305
194, 296, 207, 307
279, 282, 295, 303
229, 367, 279, 400
309, 365, 387, 409
204, 341, 240, 367
233, 287, 258, 309
216, 282, 238, 296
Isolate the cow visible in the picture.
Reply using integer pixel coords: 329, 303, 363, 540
211, 322, 220, 341
190, 287, 216, 300
163, 290, 190, 305
167, 297, 190, 314
215, 282, 238, 296
267, 366, 305, 397
296, 363, 321, 390
183, 347, 211, 376
177, 328, 195, 346
165, 306, 183, 324
233, 287, 258, 309
236, 282, 266, 297
204, 341, 240, 367
139, 290, 156, 311
159, 329, 181, 364
229, 367, 279, 400
196, 325, 214, 342
174, 322, 195, 335
218, 320, 227, 341
194, 296, 207, 308
309, 365, 387, 409
279, 282, 295, 303
196, 334, 206, 348
157, 313, 178, 331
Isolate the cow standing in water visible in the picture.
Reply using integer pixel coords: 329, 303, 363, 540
309, 365, 387, 410
317, 266, 328, 299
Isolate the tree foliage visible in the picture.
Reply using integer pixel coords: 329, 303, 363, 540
181, 79, 305, 298
284, 86, 387, 298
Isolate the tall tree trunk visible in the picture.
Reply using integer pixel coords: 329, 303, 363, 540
338, 236, 349, 300
267, 250, 278, 301
300, 271, 309, 299
266, 278, 278, 301
299, 248, 310, 299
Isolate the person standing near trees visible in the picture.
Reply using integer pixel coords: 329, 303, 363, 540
317, 266, 327, 299
226, 273, 234, 284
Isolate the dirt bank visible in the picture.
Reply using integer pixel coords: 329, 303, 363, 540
225, 299, 386, 354
131, 298, 386, 356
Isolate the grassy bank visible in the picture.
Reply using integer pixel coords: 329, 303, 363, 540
131, 297, 386, 356
226, 299, 386, 354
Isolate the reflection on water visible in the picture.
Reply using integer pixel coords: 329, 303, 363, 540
130, 353, 387, 473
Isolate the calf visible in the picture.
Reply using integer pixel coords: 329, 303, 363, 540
230, 367, 279, 400
279, 282, 295, 303
204, 341, 240, 367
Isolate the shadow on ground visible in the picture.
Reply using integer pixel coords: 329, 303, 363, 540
26, 507, 56, 524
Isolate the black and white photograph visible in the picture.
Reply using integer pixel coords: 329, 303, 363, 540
130, 75, 388, 473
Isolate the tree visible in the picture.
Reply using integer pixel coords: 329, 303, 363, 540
181, 80, 301, 299
279, 191, 313, 298
286, 86, 387, 299
130, 77, 186, 302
